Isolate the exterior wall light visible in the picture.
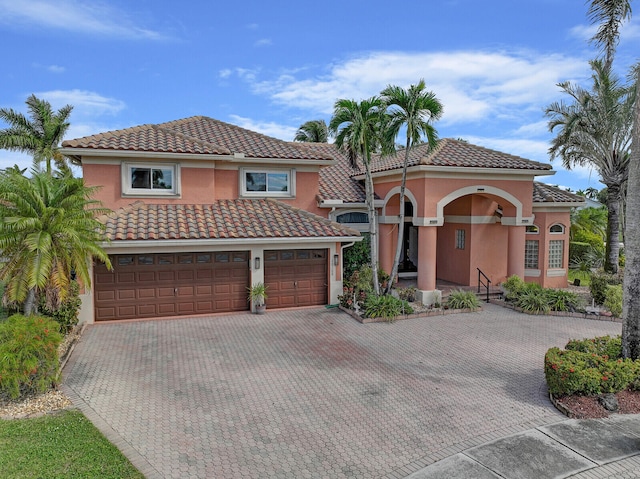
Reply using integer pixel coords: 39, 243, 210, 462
254, 257, 261, 270
333, 254, 339, 266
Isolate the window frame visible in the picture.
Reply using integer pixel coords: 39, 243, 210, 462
455, 229, 465, 250
524, 239, 539, 269
548, 239, 564, 269
122, 163, 180, 196
549, 224, 565, 234
240, 168, 295, 198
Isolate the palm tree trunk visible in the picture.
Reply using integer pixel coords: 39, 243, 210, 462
385, 141, 411, 294
622, 70, 640, 359
364, 162, 380, 295
23, 287, 37, 315
604, 184, 621, 273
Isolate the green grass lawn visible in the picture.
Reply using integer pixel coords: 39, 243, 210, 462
568, 269, 591, 287
0, 410, 144, 479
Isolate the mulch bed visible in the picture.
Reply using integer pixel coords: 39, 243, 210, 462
553, 390, 640, 419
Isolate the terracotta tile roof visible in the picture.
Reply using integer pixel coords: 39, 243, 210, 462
103, 199, 360, 241
298, 143, 368, 203
62, 116, 334, 161
533, 182, 586, 204
369, 138, 552, 173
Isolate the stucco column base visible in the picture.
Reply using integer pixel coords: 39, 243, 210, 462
418, 289, 442, 307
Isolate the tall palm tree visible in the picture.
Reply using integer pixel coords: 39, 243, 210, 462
587, 0, 632, 72
0, 168, 111, 315
380, 80, 443, 293
623, 63, 640, 359
546, 60, 635, 273
0, 94, 73, 174
293, 119, 329, 143
329, 98, 386, 295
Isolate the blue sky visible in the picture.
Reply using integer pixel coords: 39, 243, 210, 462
1, 0, 638, 192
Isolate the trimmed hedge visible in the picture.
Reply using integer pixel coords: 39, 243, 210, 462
545, 336, 640, 396
0, 314, 63, 400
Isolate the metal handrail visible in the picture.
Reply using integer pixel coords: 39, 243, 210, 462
477, 268, 491, 303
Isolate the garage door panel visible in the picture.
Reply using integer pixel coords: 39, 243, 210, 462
94, 251, 249, 320
117, 272, 136, 283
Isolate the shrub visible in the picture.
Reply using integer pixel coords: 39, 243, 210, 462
38, 281, 82, 334
502, 275, 525, 301
544, 345, 640, 396
364, 294, 413, 321
565, 335, 622, 358
446, 290, 480, 310
0, 314, 63, 400
343, 234, 370, 280
515, 284, 550, 314
604, 285, 623, 318
589, 270, 623, 305
397, 287, 417, 302
546, 289, 582, 312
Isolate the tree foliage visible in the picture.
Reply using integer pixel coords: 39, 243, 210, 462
293, 119, 329, 143
0, 169, 112, 315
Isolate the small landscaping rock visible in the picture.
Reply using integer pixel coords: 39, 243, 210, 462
598, 393, 619, 412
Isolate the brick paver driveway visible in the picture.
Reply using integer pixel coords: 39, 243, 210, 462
63, 303, 622, 478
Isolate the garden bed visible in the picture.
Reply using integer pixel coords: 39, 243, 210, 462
551, 390, 640, 419
339, 304, 481, 323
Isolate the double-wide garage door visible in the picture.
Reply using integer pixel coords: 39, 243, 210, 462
94, 252, 250, 321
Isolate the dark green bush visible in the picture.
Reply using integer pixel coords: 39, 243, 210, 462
515, 285, 550, 314
589, 272, 610, 305
502, 275, 525, 301
0, 314, 63, 400
546, 289, 582, 312
364, 294, 413, 321
545, 336, 640, 396
343, 234, 370, 280
38, 281, 82, 334
604, 285, 622, 317
446, 290, 480, 310
397, 287, 417, 302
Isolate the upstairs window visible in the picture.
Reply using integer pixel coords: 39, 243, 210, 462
123, 163, 179, 196
549, 224, 565, 234
241, 169, 293, 197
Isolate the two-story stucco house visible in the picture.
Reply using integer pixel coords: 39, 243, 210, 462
60, 116, 583, 323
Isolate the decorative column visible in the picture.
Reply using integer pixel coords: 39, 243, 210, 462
507, 225, 525, 279
417, 226, 439, 304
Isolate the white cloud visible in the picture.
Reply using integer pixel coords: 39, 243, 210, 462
0, 0, 166, 40
219, 69, 232, 79
254, 38, 272, 47
228, 115, 297, 142
237, 50, 588, 126
47, 64, 65, 73
35, 89, 126, 117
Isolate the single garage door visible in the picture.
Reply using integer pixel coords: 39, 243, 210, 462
264, 249, 328, 308
94, 251, 249, 321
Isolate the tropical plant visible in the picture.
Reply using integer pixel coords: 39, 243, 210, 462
293, 119, 329, 143
502, 275, 525, 301
570, 206, 607, 242
605, 284, 623, 317
329, 97, 388, 294
446, 290, 480, 310
247, 282, 268, 307
546, 59, 635, 273
0, 169, 111, 315
546, 289, 582, 312
364, 294, 412, 321
379, 80, 442, 292
587, 0, 632, 72
38, 280, 82, 334
515, 284, 551, 314
343, 233, 370, 280
0, 95, 74, 174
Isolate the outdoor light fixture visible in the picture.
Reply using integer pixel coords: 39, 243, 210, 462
254, 257, 261, 270
333, 254, 339, 266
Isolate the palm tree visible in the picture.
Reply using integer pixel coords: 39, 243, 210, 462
585, 186, 600, 199
380, 80, 443, 293
623, 64, 640, 359
0, 168, 111, 315
293, 119, 329, 143
329, 98, 386, 295
0, 94, 73, 174
587, 0, 632, 72
546, 60, 635, 273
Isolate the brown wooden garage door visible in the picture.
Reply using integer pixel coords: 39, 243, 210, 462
94, 251, 249, 321
264, 249, 328, 308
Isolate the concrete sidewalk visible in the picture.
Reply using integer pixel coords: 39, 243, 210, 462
62, 303, 638, 478
408, 415, 640, 478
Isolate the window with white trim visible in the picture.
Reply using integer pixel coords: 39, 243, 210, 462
241, 169, 293, 197
526, 225, 539, 234
548, 240, 564, 268
123, 163, 179, 196
549, 224, 565, 234
525, 240, 539, 269
455, 229, 465, 250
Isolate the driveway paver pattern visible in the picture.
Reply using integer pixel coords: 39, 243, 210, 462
63, 303, 622, 478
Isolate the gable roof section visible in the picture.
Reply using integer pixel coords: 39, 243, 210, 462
103, 199, 360, 241
532, 182, 585, 204
369, 138, 552, 173
62, 116, 334, 161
